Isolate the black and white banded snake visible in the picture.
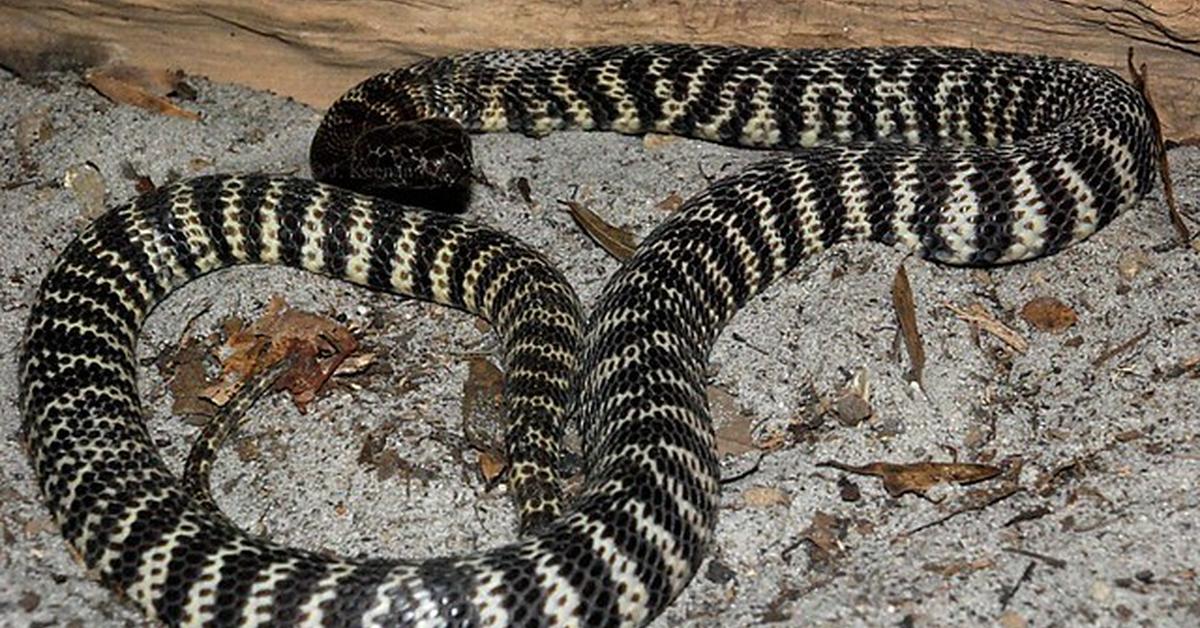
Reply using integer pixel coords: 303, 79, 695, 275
20, 44, 1160, 626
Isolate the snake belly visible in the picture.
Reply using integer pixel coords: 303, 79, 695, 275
21, 45, 1158, 627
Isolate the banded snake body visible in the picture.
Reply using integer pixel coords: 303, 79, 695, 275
20, 45, 1159, 626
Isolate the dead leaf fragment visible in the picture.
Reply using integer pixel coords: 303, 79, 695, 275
1167, 353, 1200, 378
86, 65, 200, 120
560, 199, 637, 261
358, 429, 412, 482
891, 263, 925, 387
461, 357, 506, 435
836, 476, 861, 502
477, 450, 507, 484
164, 337, 221, 424
22, 516, 56, 537
461, 355, 509, 479
642, 133, 679, 149
655, 191, 685, 212
120, 161, 156, 194
166, 295, 358, 419
818, 459, 1003, 498
742, 485, 790, 508
800, 511, 847, 564
209, 296, 357, 413
1020, 297, 1077, 332
709, 386, 758, 457
334, 351, 376, 377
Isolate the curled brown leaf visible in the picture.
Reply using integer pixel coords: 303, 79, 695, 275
86, 65, 200, 120
560, 198, 637, 261
818, 459, 1003, 498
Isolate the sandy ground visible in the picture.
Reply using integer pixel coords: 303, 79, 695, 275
0, 68, 1197, 627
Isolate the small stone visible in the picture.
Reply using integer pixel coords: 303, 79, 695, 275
1116, 250, 1151, 282
998, 611, 1027, 628
833, 392, 872, 427
704, 559, 737, 584
1090, 579, 1112, 603
62, 162, 108, 220
1135, 569, 1154, 583
18, 590, 40, 612
837, 475, 861, 502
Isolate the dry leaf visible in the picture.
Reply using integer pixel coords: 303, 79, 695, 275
234, 438, 260, 463
373, 449, 403, 482
358, 430, 412, 481
560, 199, 637, 260
204, 295, 358, 413
891, 262, 925, 387
946, 301, 1029, 353
817, 460, 1003, 498
1020, 296, 1077, 332
461, 357, 505, 434
655, 191, 685, 212
119, 161, 157, 194
96, 64, 188, 96
17, 590, 40, 613
642, 133, 679, 149
742, 486, 790, 508
165, 338, 221, 424
461, 356, 508, 474
86, 65, 200, 120
801, 511, 846, 563
478, 450, 507, 483
709, 385, 758, 457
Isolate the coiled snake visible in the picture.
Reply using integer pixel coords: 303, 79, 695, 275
20, 45, 1158, 626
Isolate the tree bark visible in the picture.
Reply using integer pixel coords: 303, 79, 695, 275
2, 0, 1197, 139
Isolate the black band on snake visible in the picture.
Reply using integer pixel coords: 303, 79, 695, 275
20, 44, 1159, 626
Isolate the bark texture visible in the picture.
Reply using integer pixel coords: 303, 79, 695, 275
2, 1, 1198, 138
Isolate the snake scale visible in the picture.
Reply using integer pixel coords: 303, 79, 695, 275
20, 45, 1158, 626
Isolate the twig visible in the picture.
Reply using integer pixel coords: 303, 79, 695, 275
1127, 48, 1191, 246
898, 484, 1021, 537
1091, 324, 1151, 367
721, 452, 767, 485
999, 561, 1037, 610
1003, 547, 1067, 569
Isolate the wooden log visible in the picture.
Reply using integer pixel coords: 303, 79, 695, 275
2, 0, 1198, 139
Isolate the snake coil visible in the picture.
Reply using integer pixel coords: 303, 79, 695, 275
21, 45, 1157, 626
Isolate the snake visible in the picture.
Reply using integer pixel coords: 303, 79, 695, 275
20, 44, 1159, 626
